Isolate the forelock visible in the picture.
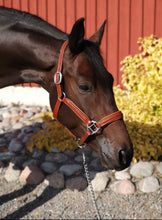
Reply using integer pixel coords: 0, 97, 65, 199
83, 40, 114, 88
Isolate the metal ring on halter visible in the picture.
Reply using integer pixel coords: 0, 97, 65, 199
87, 120, 100, 135
54, 71, 63, 85
62, 92, 66, 99
77, 139, 86, 149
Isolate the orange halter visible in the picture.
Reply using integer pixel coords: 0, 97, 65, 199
53, 40, 123, 143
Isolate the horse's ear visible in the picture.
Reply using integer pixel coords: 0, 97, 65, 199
68, 18, 85, 54
89, 20, 107, 45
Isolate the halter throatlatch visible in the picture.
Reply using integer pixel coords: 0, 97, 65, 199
53, 40, 123, 143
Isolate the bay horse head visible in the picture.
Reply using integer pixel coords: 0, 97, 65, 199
50, 18, 133, 171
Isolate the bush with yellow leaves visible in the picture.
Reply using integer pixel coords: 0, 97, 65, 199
114, 35, 162, 161
26, 113, 77, 153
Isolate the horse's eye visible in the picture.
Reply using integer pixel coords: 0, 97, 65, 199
79, 84, 91, 92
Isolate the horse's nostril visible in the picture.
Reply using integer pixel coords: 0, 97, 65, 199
118, 149, 127, 165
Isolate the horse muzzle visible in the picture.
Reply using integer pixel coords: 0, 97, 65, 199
101, 145, 133, 170
90, 134, 133, 171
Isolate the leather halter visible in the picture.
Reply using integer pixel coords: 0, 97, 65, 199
53, 40, 123, 143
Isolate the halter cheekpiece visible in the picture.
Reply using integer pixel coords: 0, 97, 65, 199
53, 40, 123, 143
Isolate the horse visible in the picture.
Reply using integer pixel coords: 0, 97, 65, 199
0, 6, 133, 171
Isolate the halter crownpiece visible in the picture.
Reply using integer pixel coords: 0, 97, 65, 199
53, 40, 123, 143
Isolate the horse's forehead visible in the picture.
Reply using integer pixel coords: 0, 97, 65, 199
73, 51, 113, 87
74, 53, 94, 77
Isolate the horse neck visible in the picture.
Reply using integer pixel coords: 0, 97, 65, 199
0, 26, 65, 94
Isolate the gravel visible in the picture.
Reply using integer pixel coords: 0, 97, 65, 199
0, 169, 161, 219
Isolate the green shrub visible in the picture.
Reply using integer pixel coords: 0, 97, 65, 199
114, 35, 162, 161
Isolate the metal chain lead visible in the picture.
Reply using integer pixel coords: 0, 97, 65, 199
78, 143, 101, 220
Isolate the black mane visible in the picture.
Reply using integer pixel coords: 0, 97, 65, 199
83, 40, 114, 88
0, 6, 67, 40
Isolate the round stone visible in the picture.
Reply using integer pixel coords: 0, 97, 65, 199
66, 176, 87, 191
8, 138, 23, 153
4, 162, 21, 182
44, 171, 64, 189
0, 137, 7, 147
59, 164, 82, 176
115, 170, 131, 180
19, 164, 44, 184
130, 161, 154, 178
21, 126, 33, 134
40, 162, 58, 174
45, 152, 68, 163
89, 171, 110, 192
138, 176, 160, 193
156, 162, 162, 175
119, 179, 136, 195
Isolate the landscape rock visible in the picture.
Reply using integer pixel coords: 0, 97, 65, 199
115, 170, 131, 180
19, 164, 44, 184
0, 161, 5, 168
4, 162, 21, 182
110, 180, 136, 195
130, 161, 154, 178
0, 152, 15, 161
0, 114, 3, 122
45, 152, 68, 163
0, 137, 7, 147
119, 179, 136, 195
40, 162, 58, 174
89, 171, 110, 192
66, 176, 87, 191
85, 171, 98, 180
0, 118, 11, 129
12, 122, 23, 130
138, 176, 160, 193
21, 134, 33, 144
74, 155, 83, 163
4, 133, 16, 142
23, 159, 40, 168
11, 155, 29, 169
59, 164, 82, 176
89, 158, 103, 171
24, 110, 34, 119
44, 171, 64, 189
21, 126, 33, 134
8, 138, 24, 152
110, 181, 121, 193
64, 149, 76, 158
156, 162, 162, 175
32, 149, 44, 159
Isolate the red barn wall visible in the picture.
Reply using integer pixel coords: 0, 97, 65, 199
0, 0, 162, 86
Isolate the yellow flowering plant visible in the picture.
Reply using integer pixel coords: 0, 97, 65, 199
26, 113, 77, 153
114, 35, 162, 160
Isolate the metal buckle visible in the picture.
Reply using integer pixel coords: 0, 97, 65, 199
87, 120, 100, 135
54, 71, 63, 85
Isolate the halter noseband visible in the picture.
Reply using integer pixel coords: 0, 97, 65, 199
53, 40, 123, 143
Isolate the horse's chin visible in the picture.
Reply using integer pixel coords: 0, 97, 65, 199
100, 158, 130, 171
99, 152, 130, 171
